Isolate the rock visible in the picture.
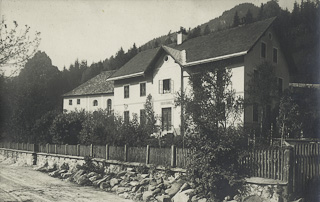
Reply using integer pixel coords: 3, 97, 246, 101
140, 174, 149, 179
134, 193, 143, 201
111, 185, 119, 192
179, 183, 190, 193
89, 175, 100, 182
119, 192, 130, 199
149, 184, 157, 191
132, 186, 139, 192
130, 180, 139, 186
58, 169, 67, 174
49, 170, 60, 177
110, 178, 119, 187
153, 188, 161, 195
93, 176, 109, 186
72, 169, 85, 182
61, 172, 72, 179
156, 177, 164, 185
77, 174, 89, 185
87, 172, 98, 178
116, 170, 127, 178
143, 191, 154, 201
140, 178, 150, 186
150, 178, 158, 186
119, 179, 129, 186
156, 194, 171, 202
291, 198, 304, 202
116, 186, 132, 194
100, 182, 110, 189
136, 186, 145, 193
172, 189, 194, 202
198, 198, 207, 202
165, 180, 185, 197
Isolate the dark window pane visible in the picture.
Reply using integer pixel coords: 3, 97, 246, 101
107, 99, 112, 113
273, 48, 278, 63
140, 83, 146, 96
140, 109, 146, 125
162, 108, 172, 131
93, 100, 98, 106
77, 99, 80, 104
261, 42, 266, 58
69, 100, 72, 105
124, 111, 129, 124
124, 85, 129, 98
163, 79, 170, 94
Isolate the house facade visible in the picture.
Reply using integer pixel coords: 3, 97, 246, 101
62, 70, 115, 113
108, 17, 290, 135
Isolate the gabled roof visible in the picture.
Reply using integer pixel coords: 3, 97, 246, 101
63, 70, 116, 97
174, 17, 276, 64
109, 17, 276, 81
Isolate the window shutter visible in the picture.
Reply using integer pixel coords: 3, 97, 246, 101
159, 80, 163, 94
171, 80, 174, 93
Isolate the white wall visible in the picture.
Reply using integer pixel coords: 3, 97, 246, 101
113, 53, 184, 135
63, 94, 114, 113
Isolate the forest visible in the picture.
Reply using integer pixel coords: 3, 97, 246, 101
0, 0, 319, 143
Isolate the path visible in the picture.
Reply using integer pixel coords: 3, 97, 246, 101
0, 162, 133, 202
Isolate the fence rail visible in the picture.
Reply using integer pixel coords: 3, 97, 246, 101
0, 142, 191, 168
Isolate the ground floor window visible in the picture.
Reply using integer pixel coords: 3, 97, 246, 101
162, 107, 172, 131
124, 111, 129, 124
93, 100, 98, 106
77, 99, 80, 105
69, 100, 72, 105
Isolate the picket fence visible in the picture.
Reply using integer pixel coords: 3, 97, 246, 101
0, 142, 192, 168
241, 142, 320, 195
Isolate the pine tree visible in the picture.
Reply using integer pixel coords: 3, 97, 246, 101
233, 11, 240, 27
203, 24, 211, 35
245, 9, 254, 24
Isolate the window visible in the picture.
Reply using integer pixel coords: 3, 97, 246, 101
93, 100, 98, 106
253, 103, 258, 122
69, 100, 72, 105
107, 99, 112, 113
261, 42, 266, 58
124, 111, 129, 124
162, 108, 172, 131
140, 109, 146, 125
278, 78, 283, 95
273, 48, 278, 63
140, 83, 146, 97
77, 99, 80, 105
124, 85, 129, 98
159, 79, 173, 94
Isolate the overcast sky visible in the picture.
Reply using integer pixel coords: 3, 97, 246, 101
1, 0, 294, 73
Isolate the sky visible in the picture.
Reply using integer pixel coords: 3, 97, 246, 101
0, 0, 294, 74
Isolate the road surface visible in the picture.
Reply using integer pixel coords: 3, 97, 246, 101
0, 161, 133, 202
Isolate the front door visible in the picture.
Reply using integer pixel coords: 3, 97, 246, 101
162, 107, 172, 131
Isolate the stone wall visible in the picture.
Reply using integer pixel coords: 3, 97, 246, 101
0, 148, 36, 166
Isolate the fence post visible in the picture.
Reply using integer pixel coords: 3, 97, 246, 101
46, 143, 49, 153
27, 143, 29, 151
54, 144, 57, 154
146, 145, 150, 164
285, 147, 294, 196
124, 145, 128, 162
106, 144, 109, 160
171, 145, 176, 168
65, 144, 68, 155
90, 144, 93, 157
77, 144, 80, 156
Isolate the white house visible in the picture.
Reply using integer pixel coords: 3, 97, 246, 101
62, 70, 115, 113
108, 17, 290, 135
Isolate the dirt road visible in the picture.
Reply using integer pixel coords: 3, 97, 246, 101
0, 162, 133, 202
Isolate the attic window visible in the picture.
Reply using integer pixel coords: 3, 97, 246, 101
93, 100, 98, 106
164, 55, 169, 62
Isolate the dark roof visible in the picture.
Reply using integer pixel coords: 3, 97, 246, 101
174, 17, 276, 62
110, 17, 276, 80
63, 70, 116, 97
109, 48, 160, 79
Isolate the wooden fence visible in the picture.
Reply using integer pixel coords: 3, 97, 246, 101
241, 142, 320, 195
0, 142, 191, 168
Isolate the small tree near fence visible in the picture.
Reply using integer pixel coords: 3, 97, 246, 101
177, 66, 247, 200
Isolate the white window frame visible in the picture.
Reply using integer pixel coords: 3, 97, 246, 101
159, 79, 174, 94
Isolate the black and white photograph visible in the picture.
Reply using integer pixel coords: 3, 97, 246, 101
0, 0, 319, 201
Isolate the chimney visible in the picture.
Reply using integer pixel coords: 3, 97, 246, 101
177, 31, 183, 45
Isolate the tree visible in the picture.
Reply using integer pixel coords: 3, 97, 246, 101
0, 20, 40, 71
245, 9, 254, 24
246, 61, 279, 138
233, 11, 241, 27
203, 25, 211, 35
176, 66, 246, 200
